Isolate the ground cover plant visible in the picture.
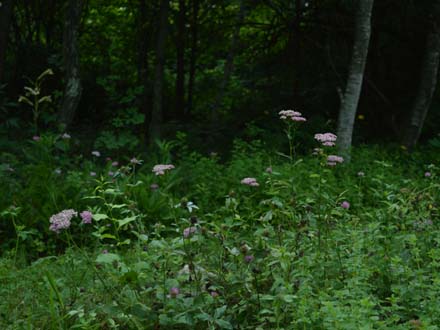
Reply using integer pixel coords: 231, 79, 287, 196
1, 111, 439, 329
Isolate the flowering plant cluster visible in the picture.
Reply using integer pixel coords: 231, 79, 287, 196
49, 209, 92, 233
314, 133, 337, 147
241, 177, 259, 187
278, 110, 307, 122
152, 164, 175, 176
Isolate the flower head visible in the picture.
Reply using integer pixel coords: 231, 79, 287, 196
265, 166, 273, 174
278, 110, 306, 122
425, 171, 432, 178
152, 164, 175, 176
80, 210, 93, 224
244, 255, 254, 263
130, 157, 142, 165
169, 287, 180, 298
150, 183, 159, 191
340, 201, 350, 209
111, 161, 119, 167
90, 171, 97, 177
241, 177, 259, 187
91, 150, 101, 157
33, 135, 40, 141
183, 226, 197, 238
327, 155, 344, 166
61, 133, 71, 139
54, 168, 62, 175
357, 171, 365, 177
314, 133, 337, 146
49, 209, 77, 233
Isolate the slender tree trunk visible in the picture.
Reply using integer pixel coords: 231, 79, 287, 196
0, 0, 13, 83
59, 0, 83, 129
149, 0, 170, 143
337, 0, 374, 161
175, 0, 186, 119
187, 0, 200, 116
402, 8, 440, 149
210, 0, 246, 127
137, 0, 151, 144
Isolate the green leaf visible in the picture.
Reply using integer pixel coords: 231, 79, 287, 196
95, 253, 120, 264
93, 213, 108, 221
117, 216, 137, 228
215, 319, 233, 330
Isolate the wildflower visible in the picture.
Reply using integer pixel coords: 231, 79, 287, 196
183, 226, 197, 238
130, 157, 142, 165
49, 209, 77, 233
265, 166, 273, 174
244, 255, 254, 263
241, 177, 259, 187
357, 114, 365, 120
314, 133, 337, 146
111, 161, 119, 167
278, 110, 306, 122
105, 157, 112, 161
425, 171, 432, 177
91, 150, 101, 157
169, 287, 180, 298
102, 249, 108, 254
357, 171, 365, 177
150, 183, 159, 191
80, 210, 93, 224
341, 201, 350, 209
33, 135, 40, 141
61, 133, 71, 139
54, 168, 62, 175
210, 291, 219, 298
108, 171, 114, 177
152, 164, 175, 175
90, 171, 97, 177
327, 155, 344, 166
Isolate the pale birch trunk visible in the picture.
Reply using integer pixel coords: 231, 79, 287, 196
337, 0, 374, 161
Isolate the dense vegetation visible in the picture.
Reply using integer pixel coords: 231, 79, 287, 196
1, 0, 440, 329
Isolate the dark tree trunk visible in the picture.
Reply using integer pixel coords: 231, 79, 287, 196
0, 0, 13, 83
210, 0, 246, 126
59, 0, 83, 129
175, 0, 186, 119
187, 0, 200, 116
137, 0, 151, 144
337, 0, 374, 161
402, 4, 440, 150
149, 0, 170, 143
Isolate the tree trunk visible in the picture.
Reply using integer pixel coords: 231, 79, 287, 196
0, 0, 13, 83
59, 0, 83, 129
336, 0, 374, 161
210, 0, 246, 127
187, 0, 200, 116
175, 0, 186, 119
136, 0, 151, 144
402, 7, 440, 149
149, 0, 170, 143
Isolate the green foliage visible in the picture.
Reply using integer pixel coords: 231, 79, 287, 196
1, 129, 439, 328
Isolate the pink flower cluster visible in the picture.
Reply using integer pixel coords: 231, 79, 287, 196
327, 155, 344, 166
241, 177, 259, 187
80, 210, 93, 224
183, 226, 197, 238
152, 164, 175, 175
49, 209, 77, 233
314, 133, 337, 147
279, 110, 306, 122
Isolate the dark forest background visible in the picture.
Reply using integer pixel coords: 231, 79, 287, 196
0, 0, 439, 155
